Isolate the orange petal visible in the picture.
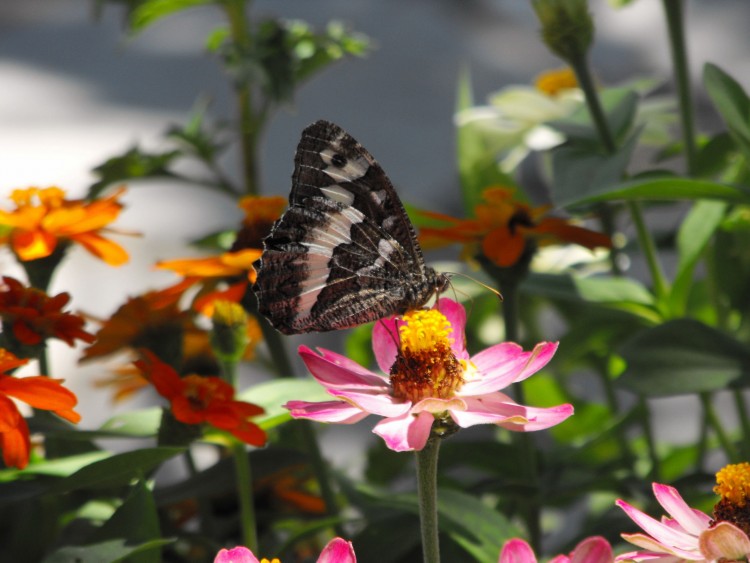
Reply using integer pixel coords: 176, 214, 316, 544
0, 376, 78, 414
135, 351, 184, 400
1, 423, 31, 469
10, 229, 57, 261
482, 228, 526, 267
0, 350, 29, 374
0, 394, 23, 431
534, 218, 612, 249
71, 232, 129, 266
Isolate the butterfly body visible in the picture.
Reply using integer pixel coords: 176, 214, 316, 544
254, 120, 449, 334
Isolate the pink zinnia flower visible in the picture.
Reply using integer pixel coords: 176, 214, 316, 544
616, 464, 750, 562
214, 537, 356, 563
285, 298, 573, 452
499, 536, 613, 563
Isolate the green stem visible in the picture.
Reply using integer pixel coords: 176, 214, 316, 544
231, 441, 258, 552
700, 393, 739, 463
662, 0, 697, 175
732, 391, 750, 459
220, 359, 238, 387
223, 0, 261, 196
628, 201, 671, 305
415, 437, 441, 563
640, 397, 662, 482
569, 56, 616, 153
596, 361, 636, 472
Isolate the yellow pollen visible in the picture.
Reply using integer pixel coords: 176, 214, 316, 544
260, 559, 281, 563
714, 463, 750, 507
534, 67, 578, 96
399, 309, 454, 354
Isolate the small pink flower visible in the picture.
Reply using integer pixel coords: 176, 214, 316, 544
616, 482, 750, 562
214, 537, 356, 563
499, 537, 613, 563
285, 298, 573, 452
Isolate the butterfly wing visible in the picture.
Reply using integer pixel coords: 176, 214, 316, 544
254, 120, 443, 334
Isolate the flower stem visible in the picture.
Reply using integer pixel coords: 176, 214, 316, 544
569, 55, 615, 154
700, 393, 739, 463
640, 398, 662, 482
231, 440, 258, 552
223, 0, 261, 196
415, 437, 441, 563
662, 0, 697, 175
627, 201, 670, 305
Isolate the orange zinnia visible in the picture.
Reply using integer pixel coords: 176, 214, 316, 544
135, 351, 266, 446
419, 187, 611, 268
0, 349, 81, 469
80, 280, 194, 362
0, 186, 129, 265
0, 276, 95, 347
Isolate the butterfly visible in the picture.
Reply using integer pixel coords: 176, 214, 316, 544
253, 120, 450, 334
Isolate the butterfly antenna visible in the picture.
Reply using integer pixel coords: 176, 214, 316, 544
445, 272, 503, 301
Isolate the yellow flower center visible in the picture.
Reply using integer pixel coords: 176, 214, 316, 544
534, 67, 578, 96
10, 187, 65, 209
260, 559, 281, 563
712, 463, 750, 536
389, 309, 465, 403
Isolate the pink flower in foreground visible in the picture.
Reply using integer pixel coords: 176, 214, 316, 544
285, 298, 573, 452
616, 464, 750, 562
499, 536, 613, 563
214, 537, 356, 563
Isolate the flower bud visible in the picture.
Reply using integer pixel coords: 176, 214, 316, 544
210, 300, 250, 363
531, 0, 594, 64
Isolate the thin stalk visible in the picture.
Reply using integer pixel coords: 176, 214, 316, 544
732, 391, 750, 459
220, 358, 238, 388
231, 441, 258, 552
700, 393, 739, 463
569, 56, 616, 153
415, 438, 441, 563
596, 359, 636, 472
628, 201, 671, 304
640, 397, 662, 482
662, 0, 697, 175
223, 0, 261, 195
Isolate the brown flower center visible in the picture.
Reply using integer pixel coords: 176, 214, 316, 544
711, 462, 750, 536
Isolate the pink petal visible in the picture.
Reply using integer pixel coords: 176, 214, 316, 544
214, 546, 260, 563
285, 400, 370, 424
652, 483, 711, 536
569, 536, 613, 563
317, 537, 357, 563
699, 521, 750, 561
548, 557, 569, 563
614, 550, 684, 563
327, 388, 413, 418
372, 411, 434, 452
434, 298, 469, 359
451, 394, 573, 431
615, 499, 701, 553
499, 539, 537, 563
299, 346, 388, 391
619, 533, 700, 560
463, 342, 557, 396
372, 317, 401, 374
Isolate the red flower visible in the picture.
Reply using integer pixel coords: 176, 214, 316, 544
0, 276, 95, 347
0, 349, 81, 469
135, 351, 266, 446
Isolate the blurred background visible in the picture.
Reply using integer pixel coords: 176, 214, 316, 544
2, 0, 750, 468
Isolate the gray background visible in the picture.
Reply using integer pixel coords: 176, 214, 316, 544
2, 0, 749, 473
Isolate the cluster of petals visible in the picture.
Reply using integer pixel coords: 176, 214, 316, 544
500, 537, 613, 563
0, 186, 129, 265
419, 187, 611, 268
0, 349, 81, 469
286, 298, 573, 452
616, 482, 750, 562
135, 351, 266, 447
214, 537, 355, 563
0, 276, 95, 347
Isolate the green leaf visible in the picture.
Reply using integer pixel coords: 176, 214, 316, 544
704, 63, 750, 165
42, 538, 173, 563
129, 0, 213, 34
88, 146, 180, 198
48, 447, 184, 493
618, 319, 750, 396
0, 451, 111, 481
237, 378, 330, 430
87, 480, 165, 563
561, 174, 750, 207
548, 87, 639, 144
669, 200, 728, 315
550, 129, 639, 207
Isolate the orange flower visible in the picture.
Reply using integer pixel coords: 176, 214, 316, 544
135, 351, 266, 446
235, 195, 287, 249
419, 187, 611, 268
92, 364, 149, 403
0, 186, 129, 265
0, 276, 95, 347
80, 280, 194, 362
0, 349, 81, 469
